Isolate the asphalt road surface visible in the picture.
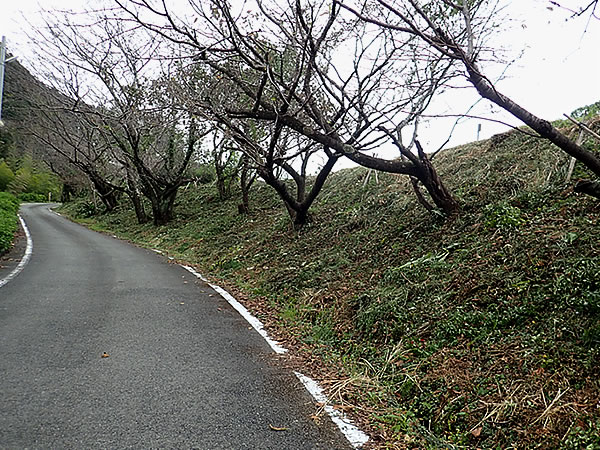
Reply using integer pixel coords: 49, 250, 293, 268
0, 203, 351, 449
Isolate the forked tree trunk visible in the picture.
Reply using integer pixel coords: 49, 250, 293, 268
99, 191, 119, 212
292, 207, 309, 227
278, 199, 309, 227
260, 152, 339, 229
412, 142, 460, 216
150, 189, 178, 226
91, 178, 119, 212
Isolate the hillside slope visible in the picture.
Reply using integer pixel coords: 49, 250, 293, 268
60, 126, 600, 449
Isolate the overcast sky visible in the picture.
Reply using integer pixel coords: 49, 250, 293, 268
1, 0, 599, 150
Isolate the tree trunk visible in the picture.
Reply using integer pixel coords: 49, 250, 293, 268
60, 183, 74, 203
216, 175, 227, 200
413, 142, 459, 216
574, 180, 600, 199
415, 169, 459, 216
215, 160, 233, 201
91, 178, 119, 212
238, 154, 255, 214
410, 177, 434, 212
100, 191, 119, 212
150, 189, 178, 226
466, 66, 600, 177
239, 188, 250, 214
293, 207, 309, 228
128, 189, 149, 224
125, 166, 149, 224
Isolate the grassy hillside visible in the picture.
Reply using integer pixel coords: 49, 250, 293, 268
60, 127, 600, 449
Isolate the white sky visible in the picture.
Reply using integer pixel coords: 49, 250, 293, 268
1, 0, 599, 153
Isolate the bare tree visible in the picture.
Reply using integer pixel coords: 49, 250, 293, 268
29, 7, 207, 225
338, 0, 600, 199
25, 88, 125, 212
114, 0, 463, 218
198, 130, 258, 214
208, 133, 240, 201
167, 49, 344, 226
216, 114, 340, 226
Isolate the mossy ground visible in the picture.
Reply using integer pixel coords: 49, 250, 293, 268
60, 126, 600, 449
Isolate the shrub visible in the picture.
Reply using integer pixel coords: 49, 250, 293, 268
27, 172, 61, 199
571, 100, 600, 121
74, 201, 98, 218
483, 201, 526, 230
0, 191, 19, 213
18, 192, 48, 203
0, 192, 18, 253
192, 165, 216, 184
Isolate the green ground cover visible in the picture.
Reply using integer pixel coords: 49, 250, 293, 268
0, 191, 19, 254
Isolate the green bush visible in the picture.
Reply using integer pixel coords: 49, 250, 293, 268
571, 100, 600, 121
483, 201, 526, 230
0, 191, 19, 213
192, 165, 216, 184
27, 172, 61, 199
0, 192, 18, 253
74, 201, 98, 218
0, 160, 15, 190
18, 192, 48, 203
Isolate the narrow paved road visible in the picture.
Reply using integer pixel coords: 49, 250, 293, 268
0, 204, 351, 449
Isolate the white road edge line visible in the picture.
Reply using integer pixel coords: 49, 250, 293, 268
0, 215, 33, 289
294, 371, 370, 448
180, 264, 369, 448
180, 264, 287, 354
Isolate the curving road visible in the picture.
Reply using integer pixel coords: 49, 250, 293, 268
0, 203, 351, 449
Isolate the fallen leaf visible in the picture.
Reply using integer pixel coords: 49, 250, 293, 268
180, 302, 185, 305
471, 426, 483, 438
101, 352, 110, 358
269, 424, 287, 431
